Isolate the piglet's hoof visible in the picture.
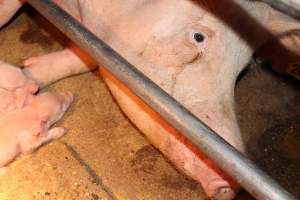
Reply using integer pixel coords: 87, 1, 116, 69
48, 127, 67, 140
0, 167, 8, 175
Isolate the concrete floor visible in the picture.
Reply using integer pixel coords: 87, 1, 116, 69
0, 5, 299, 200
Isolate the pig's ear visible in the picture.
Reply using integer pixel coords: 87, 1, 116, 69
15, 91, 34, 109
32, 118, 48, 136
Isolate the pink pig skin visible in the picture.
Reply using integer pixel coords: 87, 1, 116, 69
0, 88, 33, 114
0, 0, 25, 28
0, 62, 39, 115
0, 91, 73, 168
0, 61, 38, 93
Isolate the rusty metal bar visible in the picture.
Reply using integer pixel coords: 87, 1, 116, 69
26, 0, 298, 200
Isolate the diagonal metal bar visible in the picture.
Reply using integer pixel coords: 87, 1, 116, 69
259, 0, 300, 21
26, 1, 298, 200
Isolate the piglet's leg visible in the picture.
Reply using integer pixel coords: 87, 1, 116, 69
32, 127, 66, 151
23, 44, 97, 87
23, 127, 66, 154
41, 127, 66, 142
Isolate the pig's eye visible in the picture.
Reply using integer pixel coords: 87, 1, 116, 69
189, 31, 206, 48
193, 32, 205, 43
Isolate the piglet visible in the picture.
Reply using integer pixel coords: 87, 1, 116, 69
0, 91, 73, 168
0, 61, 38, 93
0, 62, 39, 116
0, 88, 33, 114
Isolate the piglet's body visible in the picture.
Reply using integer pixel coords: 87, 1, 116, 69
0, 88, 31, 113
0, 62, 39, 114
0, 92, 73, 168
0, 61, 38, 93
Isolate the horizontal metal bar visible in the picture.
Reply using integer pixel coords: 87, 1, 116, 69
27, 1, 298, 200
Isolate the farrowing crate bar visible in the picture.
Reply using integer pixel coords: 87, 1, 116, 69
260, 0, 300, 21
26, 0, 299, 200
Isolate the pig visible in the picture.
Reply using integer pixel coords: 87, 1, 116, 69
0, 61, 38, 93
0, 91, 73, 169
0, 88, 32, 113
0, 62, 39, 114
1, 0, 299, 199
254, 31, 300, 82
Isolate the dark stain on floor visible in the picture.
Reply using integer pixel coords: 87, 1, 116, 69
247, 115, 300, 198
20, 22, 54, 49
131, 145, 201, 191
20, 4, 69, 48
91, 193, 100, 200
131, 145, 161, 175
236, 64, 300, 198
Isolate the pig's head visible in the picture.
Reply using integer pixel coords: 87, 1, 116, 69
109, 1, 270, 198
0, 61, 39, 93
30, 92, 74, 127
11, 92, 73, 155
116, 0, 270, 150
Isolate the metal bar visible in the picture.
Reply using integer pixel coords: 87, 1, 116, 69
259, 0, 300, 21
27, 1, 298, 200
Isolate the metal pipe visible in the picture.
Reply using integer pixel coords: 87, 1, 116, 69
259, 0, 300, 21
26, 1, 298, 200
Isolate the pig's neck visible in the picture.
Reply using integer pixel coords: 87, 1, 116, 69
219, 0, 272, 77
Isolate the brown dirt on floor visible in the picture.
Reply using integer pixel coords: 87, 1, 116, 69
235, 65, 300, 198
0, 5, 299, 200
